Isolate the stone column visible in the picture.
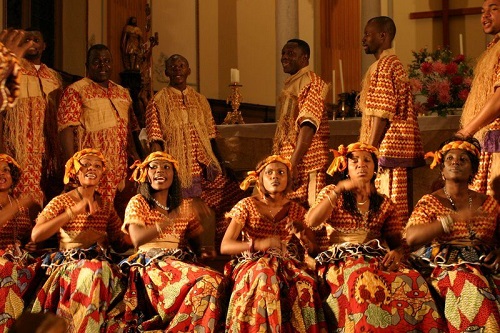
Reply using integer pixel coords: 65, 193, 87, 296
275, 0, 298, 120
361, 0, 381, 75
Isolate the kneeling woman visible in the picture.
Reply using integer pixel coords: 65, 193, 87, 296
116, 152, 225, 332
406, 137, 500, 333
30, 149, 130, 332
306, 142, 445, 332
221, 155, 326, 333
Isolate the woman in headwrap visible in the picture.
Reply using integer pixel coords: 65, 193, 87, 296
220, 155, 326, 333
112, 151, 226, 332
30, 148, 130, 332
307, 142, 445, 332
406, 137, 500, 333
0, 154, 39, 332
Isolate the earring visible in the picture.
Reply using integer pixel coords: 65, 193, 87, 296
441, 173, 446, 181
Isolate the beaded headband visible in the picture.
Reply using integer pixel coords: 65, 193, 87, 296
130, 152, 180, 183
425, 140, 480, 169
327, 142, 379, 176
63, 149, 106, 184
240, 155, 292, 191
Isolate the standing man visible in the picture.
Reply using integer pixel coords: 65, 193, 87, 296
146, 54, 244, 251
359, 16, 424, 222
273, 39, 330, 208
58, 44, 139, 202
1, 28, 62, 208
458, 0, 500, 199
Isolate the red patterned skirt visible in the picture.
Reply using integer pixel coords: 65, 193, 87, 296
0, 247, 41, 333
316, 241, 446, 332
108, 249, 226, 332
224, 251, 327, 333
31, 247, 125, 333
414, 243, 500, 332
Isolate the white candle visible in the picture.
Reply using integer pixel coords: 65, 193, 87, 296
332, 69, 336, 104
339, 59, 345, 93
230, 68, 240, 83
459, 34, 464, 55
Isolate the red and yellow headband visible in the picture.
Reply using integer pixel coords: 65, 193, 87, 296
425, 140, 480, 169
327, 142, 379, 176
240, 155, 292, 191
130, 152, 180, 183
63, 149, 106, 184
0, 154, 21, 171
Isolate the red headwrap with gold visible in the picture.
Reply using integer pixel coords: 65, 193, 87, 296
327, 142, 379, 176
240, 155, 292, 191
425, 140, 480, 169
63, 149, 106, 184
0, 154, 21, 171
130, 152, 180, 183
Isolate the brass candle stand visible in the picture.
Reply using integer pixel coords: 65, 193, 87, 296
223, 83, 245, 125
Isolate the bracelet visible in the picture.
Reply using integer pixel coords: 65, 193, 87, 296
65, 207, 75, 221
439, 215, 454, 234
248, 238, 254, 252
308, 222, 324, 231
326, 191, 337, 209
155, 223, 164, 238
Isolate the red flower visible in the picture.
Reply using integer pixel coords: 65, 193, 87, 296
446, 62, 458, 75
453, 54, 465, 63
458, 89, 469, 101
427, 96, 437, 108
432, 61, 447, 75
420, 62, 433, 75
409, 78, 423, 94
451, 75, 463, 85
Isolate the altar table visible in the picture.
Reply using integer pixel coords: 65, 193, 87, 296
216, 115, 461, 207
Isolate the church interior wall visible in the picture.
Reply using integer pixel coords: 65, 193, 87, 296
1, 0, 490, 107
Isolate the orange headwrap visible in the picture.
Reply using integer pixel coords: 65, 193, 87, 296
327, 142, 379, 176
63, 149, 106, 184
240, 155, 292, 191
130, 152, 180, 183
425, 140, 480, 169
0, 154, 21, 171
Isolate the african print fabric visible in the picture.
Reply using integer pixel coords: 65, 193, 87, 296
313, 185, 445, 332
273, 67, 330, 206
0, 42, 20, 112
3, 59, 62, 206
461, 34, 500, 196
108, 194, 225, 332
224, 197, 327, 332
58, 78, 133, 201
146, 86, 246, 250
0, 207, 40, 333
359, 49, 425, 220
31, 193, 127, 333
407, 194, 500, 332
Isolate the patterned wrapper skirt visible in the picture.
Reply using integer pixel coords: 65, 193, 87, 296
0, 246, 41, 333
31, 245, 126, 333
412, 243, 500, 333
316, 240, 446, 333
107, 248, 226, 333
224, 248, 327, 333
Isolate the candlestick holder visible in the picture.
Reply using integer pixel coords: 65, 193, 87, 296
223, 83, 245, 125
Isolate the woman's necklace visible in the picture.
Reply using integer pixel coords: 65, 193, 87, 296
357, 199, 368, 205
443, 186, 472, 211
152, 197, 169, 211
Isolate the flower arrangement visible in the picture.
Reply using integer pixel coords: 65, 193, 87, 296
408, 47, 473, 116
